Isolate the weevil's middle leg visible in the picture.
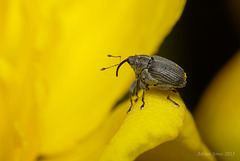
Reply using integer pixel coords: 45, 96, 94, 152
167, 89, 179, 107
127, 78, 138, 113
140, 89, 145, 109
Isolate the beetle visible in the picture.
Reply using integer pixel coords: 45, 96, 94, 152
101, 54, 187, 113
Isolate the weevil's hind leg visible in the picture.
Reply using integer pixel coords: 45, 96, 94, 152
167, 89, 179, 107
127, 78, 138, 113
154, 85, 179, 107
140, 80, 146, 109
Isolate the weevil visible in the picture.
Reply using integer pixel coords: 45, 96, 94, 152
101, 55, 187, 113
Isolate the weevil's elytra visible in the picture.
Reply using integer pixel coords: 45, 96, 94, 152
101, 54, 187, 113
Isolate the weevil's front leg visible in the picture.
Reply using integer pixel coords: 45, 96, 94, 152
140, 79, 146, 109
127, 78, 138, 113
134, 79, 140, 102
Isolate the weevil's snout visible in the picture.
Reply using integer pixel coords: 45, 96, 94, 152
116, 58, 130, 77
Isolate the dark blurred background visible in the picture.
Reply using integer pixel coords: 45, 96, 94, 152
158, 0, 240, 111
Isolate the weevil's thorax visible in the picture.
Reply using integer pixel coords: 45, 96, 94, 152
128, 55, 151, 75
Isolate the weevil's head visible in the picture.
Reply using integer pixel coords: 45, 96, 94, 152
116, 55, 151, 76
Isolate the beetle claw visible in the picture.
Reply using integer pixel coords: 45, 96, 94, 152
127, 106, 132, 113
171, 100, 179, 107
140, 105, 144, 109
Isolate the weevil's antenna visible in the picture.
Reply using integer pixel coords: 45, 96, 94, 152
107, 55, 121, 62
101, 55, 121, 71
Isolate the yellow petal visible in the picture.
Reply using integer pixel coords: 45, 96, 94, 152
0, 58, 40, 161
36, 88, 186, 161
195, 51, 240, 161
99, 88, 187, 161
0, 83, 11, 161
40, 87, 215, 161
136, 110, 216, 161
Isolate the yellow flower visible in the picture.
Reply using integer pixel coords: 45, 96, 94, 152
195, 51, 240, 161
0, 0, 215, 161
